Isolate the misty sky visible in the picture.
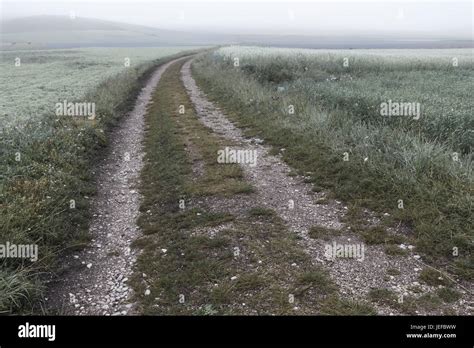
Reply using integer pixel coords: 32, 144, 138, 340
1, 0, 472, 38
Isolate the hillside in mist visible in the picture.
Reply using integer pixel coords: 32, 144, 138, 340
1, 15, 229, 49
1, 15, 472, 50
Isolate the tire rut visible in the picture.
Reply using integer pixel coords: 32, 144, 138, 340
45, 58, 184, 315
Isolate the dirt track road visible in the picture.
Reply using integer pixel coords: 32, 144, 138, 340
45, 57, 186, 315
45, 57, 472, 316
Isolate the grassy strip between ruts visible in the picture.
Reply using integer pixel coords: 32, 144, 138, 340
0, 50, 199, 314
191, 52, 473, 282
131, 58, 376, 315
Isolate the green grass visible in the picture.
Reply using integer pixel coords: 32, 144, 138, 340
0, 47, 199, 127
192, 47, 473, 281
368, 288, 398, 307
296, 271, 336, 295
384, 244, 408, 256
0, 49, 198, 313
386, 268, 401, 276
419, 268, 453, 287
320, 296, 376, 315
248, 207, 276, 217
308, 225, 341, 240
436, 287, 462, 303
216, 46, 473, 154
353, 225, 406, 247
368, 287, 452, 314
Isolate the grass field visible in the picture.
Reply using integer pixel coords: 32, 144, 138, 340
0, 47, 198, 313
0, 47, 196, 126
192, 46, 473, 280
0, 43, 471, 314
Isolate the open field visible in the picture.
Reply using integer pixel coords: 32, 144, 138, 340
0, 47, 199, 313
214, 46, 474, 153
0, 47, 198, 126
1, 44, 472, 315
1, 42, 472, 316
0, 0, 473, 342
192, 46, 473, 282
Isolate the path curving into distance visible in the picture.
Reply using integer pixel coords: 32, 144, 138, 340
45, 57, 187, 315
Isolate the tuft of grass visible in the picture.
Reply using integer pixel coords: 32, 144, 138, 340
386, 268, 401, 276
359, 226, 390, 245
234, 273, 267, 291
419, 268, 452, 287
368, 288, 445, 314
295, 270, 336, 295
248, 207, 276, 217
308, 225, 342, 240
384, 244, 409, 256
368, 288, 398, 306
320, 296, 376, 315
0, 269, 40, 313
396, 296, 420, 314
417, 293, 443, 311
436, 287, 462, 303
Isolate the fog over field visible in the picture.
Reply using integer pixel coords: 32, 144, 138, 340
0, 0, 472, 345
2, 0, 473, 48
